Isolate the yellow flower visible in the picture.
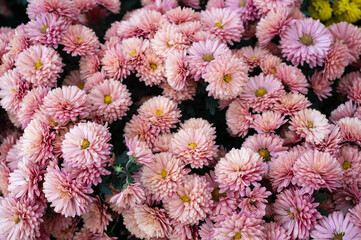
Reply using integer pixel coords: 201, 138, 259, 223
333, 0, 361, 23
308, 0, 333, 21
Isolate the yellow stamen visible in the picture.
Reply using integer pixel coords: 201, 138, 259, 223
104, 95, 112, 104
258, 148, 271, 162
149, 63, 158, 70
332, 232, 345, 240
188, 143, 197, 148
130, 50, 137, 56
202, 53, 214, 62
250, 56, 257, 59
271, 67, 277, 73
76, 37, 82, 41
233, 233, 242, 239
214, 22, 224, 29
166, 41, 173, 47
77, 82, 85, 90
342, 161, 352, 170
288, 210, 295, 219
11, 89, 16, 92
211, 187, 227, 202
160, 169, 168, 179
60, 192, 68, 198
50, 120, 58, 126
223, 74, 232, 83
40, 24, 49, 34
14, 217, 20, 224
156, 110, 162, 116
254, 88, 267, 97
182, 194, 190, 203
81, 139, 90, 149
34, 61, 43, 69
299, 34, 314, 46
238, 0, 246, 7
307, 121, 314, 129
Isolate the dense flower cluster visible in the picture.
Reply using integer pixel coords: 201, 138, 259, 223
0, 0, 361, 239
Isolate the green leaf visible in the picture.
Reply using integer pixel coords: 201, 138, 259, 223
99, 183, 113, 196
317, 207, 328, 217
111, 175, 124, 191
128, 162, 143, 173
115, 151, 129, 165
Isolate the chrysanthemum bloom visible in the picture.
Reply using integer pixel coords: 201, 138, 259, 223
164, 174, 211, 225
0, 197, 44, 240
236, 46, 269, 72
240, 73, 285, 113
42, 212, 74, 238
62, 122, 112, 167
203, 54, 248, 100
293, 150, 343, 194
79, 53, 101, 79
136, 49, 165, 86
328, 22, 361, 62
280, 18, 332, 68
160, 80, 197, 103
25, 13, 69, 48
121, 37, 150, 70
311, 211, 361, 239
43, 166, 93, 217
289, 108, 331, 144
82, 197, 112, 234
251, 111, 287, 133
256, 8, 296, 48
73, 0, 98, 12
253, 0, 295, 12
152, 133, 174, 153
306, 124, 342, 156
187, 39, 231, 81
43, 86, 91, 123
21, 119, 55, 166
63, 70, 86, 90
165, 50, 190, 91
273, 188, 321, 239
265, 222, 291, 240
199, 219, 215, 240
337, 71, 361, 96
337, 145, 361, 187
0, 162, 10, 196
122, 208, 149, 239
225, 0, 261, 23
274, 92, 311, 116
5, 140, 23, 171
170, 127, 218, 168
213, 211, 265, 240
337, 117, 361, 145
125, 136, 154, 166
109, 183, 145, 210
8, 158, 43, 200
26, 0, 79, 20
141, 152, 187, 200
274, 63, 309, 94
18, 87, 50, 128
214, 148, 265, 192
138, 96, 181, 133
334, 184, 361, 213
98, 0, 121, 13
238, 183, 271, 218
310, 71, 333, 101
168, 220, 196, 240
135, 9, 168, 38
101, 44, 131, 81
259, 54, 282, 75
200, 7, 244, 45
0, 132, 20, 163
225, 99, 253, 137
89, 79, 132, 124
322, 40, 349, 81
330, 101, 357, 123
350, 203, 361, 228
0, 69, 29, 114
15, 44, 64, 87
165, 6, 200, 24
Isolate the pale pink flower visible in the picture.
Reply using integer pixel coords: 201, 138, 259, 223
199, 219, 215, 240
136, 49, 165, 86
239, 183, 271, 218
330, 101, 357, 123
347, 78, 361, 105
306, 124, 343, 156
251, 111, 287, 133
83, 71, 106, 93
178, 21, 204, 42
236, 46, 269, 71
310, 71, 333, 101
168, 221, 195, 240
225, 99, 253, 137
323, 40, 349, 81
42, 212, 74, 238
26, 0, 79, 20
73, 0, 98, 12
109, 183, 145, 209
0, 132, 19, 163
43, 166, 93, 217
152, 133, 174, 153
205, 0, 224, 9
181, 117, 216, 135
337, 145, 361, 187
274, 92, 311, 116
5, 140, 23, 171
264, 222, 291, 240
63, 70, 86, 90
337, 71, 361, 96
98, 0, 121, 13
165, 50, 190, 91
165, 6, 200, 24
269, 151, 298, 192
79, 53, 101, 79
259, 54, 282, 75
101, 44, 131, 81
122, 208, 148, 239
225, 0, 261, 23
253, 0, 295, 12
337, 117, 361, 145
334, 185, 361, 213
135, 9, 167, 38
125, 136, 154, 165
160, 80, 197, 103
121, 37, 150, 70
275, 63, 309, 94
82, 197, 112, 234
349, 203, 361, 228
0, 162, 10, 196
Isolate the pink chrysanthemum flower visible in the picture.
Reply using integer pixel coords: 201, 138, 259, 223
168, 220, 196, 240
160, 80, 197, 103
152, 133, 174, 153
256, 8, 296, 48
187, 39, 231, 81
311, 211, 361, 239
338, 117, 361, 145
347, 80, 361, 106
165, 6, 200, 24
62, 122, 112, 167
214, 148, 265, 192
123, 208, 148, 239
334, 185, 361, 213
82, 197, 112, 234
79, 53, 101, 79
61, 24, 100, 56
0, 69, 29, 114
43, 86, 91, 123
236, 46, 269, 71
121, 37, 150, 70
225, 99, 253, 137
280, 18, 332, 68
350, 203, 361, 228
200, 7, 244, 45
25, 13, 69, 48
240, 73, 285, 113
141, 152, 187, 200
289, 108, 331, 144
293, 150, 343, 194
18, 87, 50, 128
43, 166, 93, 217
337, 71, 361, 96
238, 183, 271, 218
63, 70, 85, 90
138, 96, 181, 133
205, 0, 224, 9
199, 219, 215, 240
136, 50, 165, 86
253, 0, 295, 12
73, 0, 98, 12
259, 54, 282, 75
225, 0, 261, 23
323, 41, 349, 81
164, 174, 212, 225
274, 92, 311, 115
328, 22, 361, 63
0, 162, 10, 196
0, 197, 44, 240
264, 222, 291, 240
8, 158, 43, 200
269, 151, 298, 192
330, 101, 357, 123
181, 117, 216, 134
135, 9, 167, 38
337, 145, 361, 187
21, 119, 55, 166
5, 140, 22, 171
98, 0, 121, 14
15, 44, 64, 88
101, 44, 131, 81
213, 211, 265, 240
251, 111, 287, 133
125, 136, 154, 166
109, 183, 145, 210
306, 124, 342, 156
150, 25, 188, 58
310, 71, 333, 101
170, 127, 218, 168
275, 63, 309, 94
178, 20, 204, 41
26, 0, 79, 20
165, 50, 190, 91
83, 71, 106, 93
204, 54, 248, 100
89, 79, 132, 124
273, 188, 322, 240
0, 132, 20, 163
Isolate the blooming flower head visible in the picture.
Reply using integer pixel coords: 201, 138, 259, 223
214, 148, 265, 192
136, 49, 165, 86
260, 54, 282, 75
121, 37, 150, 70
62, 122, 112, 168
238, 183, 272, 218
269, 151, 298, 192
337, 71, 361, 96
160, 79, 197, 103
203, 54, 249, 100
337, 145, 361, 187
26, 0, 79, 20
253, 0, 295, 13
43, 165, 93, 217
164, 174, 212, 225
251, 111, 287, 133
101, 43, 131, 81
15, 44, 64, 87
236, 46, 269, 71
125, 136, 154, 165
165, 50, 190, 91
0, 162, 10, 196
275, 63, 309, 94
226, 99, 253, 137
323, 40, 349, 81
330, 100, 357, 123
122, 208, 148, 239
264, 222, 291, 240
81, 196, 112, 234
310, 71, 333, 101
109, 183, 145, 211
225, 0, 261, 23
98, 0, 121, 13
306, 124, 343, 156
79, 53, 101, 79
152, 133, 174, 153
165, 6, 200, 24
350, 203, 361, 228
338, 117, 361, 145
280, 18, 332, 68
274, 92, 311, 116
63, 70, 86, 90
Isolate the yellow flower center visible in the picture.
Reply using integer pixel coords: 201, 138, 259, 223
342, 161, 352, 170
214, 22, 224, 29
14, 217, 20, 224
307, 121, 314, 129
34, 61, 43, 69
61, 192, 68, 198
254, 88, 267, 97
160, 169, 168, 179
104, 95, 112, 104
156, 110, 162, 116
149, 63, 158, 70
130, 50, 136, 56
250, 56, 257, 59
332, 233, 345, 240
233, 233, 242, 239
299, 34, 314, 46
211, 187, 227, 202
81, 139, 90, 149
189, 142, 197, 148
76, 37, 82, 41
50, 120, 58, 126
202, 53, 214, 62
271, 67, 277, 73
223, 74, 232, 83
249, 200, 257, 206
288, 210, 295, 219
77, 81, 85, 90
11, 89, 16, 92
238, 0, 246, 7
182, 194, 190, 203
166, 41, 173, 47
40, 24, 49, 34
258, 148, 271, 162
